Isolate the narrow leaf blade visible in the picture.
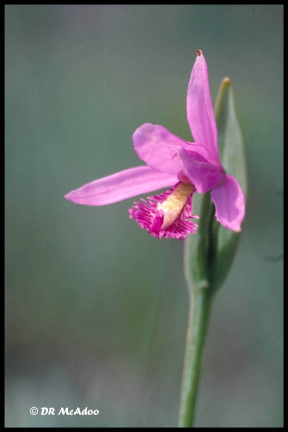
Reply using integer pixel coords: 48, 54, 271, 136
212, 78, 247, 290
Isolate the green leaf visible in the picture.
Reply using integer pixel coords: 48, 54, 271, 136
184, 192, 209, 292
211, 78, 247, 291
215, 78, 247, 196
184, 78, 247, 295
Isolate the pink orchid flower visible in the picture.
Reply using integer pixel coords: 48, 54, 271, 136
65, 50, 245, 239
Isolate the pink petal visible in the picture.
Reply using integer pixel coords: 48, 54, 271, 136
187, 50, 221, 166
64, 166, 178, 206
133, 123, 211, 175
210, 174, 245, 232
178, 148, 224, 193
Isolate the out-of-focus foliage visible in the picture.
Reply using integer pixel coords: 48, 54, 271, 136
5, 5, 283, 427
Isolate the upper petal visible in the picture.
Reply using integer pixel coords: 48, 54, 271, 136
133, 123, 211, 175
187, 50, 221, 166
178, 148, 224, 194
64, 165, 178, 206
210, 173, 245, 232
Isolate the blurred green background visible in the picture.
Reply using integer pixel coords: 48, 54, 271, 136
5, 5, 283, 427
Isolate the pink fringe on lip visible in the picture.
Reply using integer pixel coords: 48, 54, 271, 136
128, 182, 198, 239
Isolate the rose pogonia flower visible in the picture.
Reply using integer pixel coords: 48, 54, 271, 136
65, 50, 245, 239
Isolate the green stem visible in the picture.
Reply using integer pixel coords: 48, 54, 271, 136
178, 286, 213, 427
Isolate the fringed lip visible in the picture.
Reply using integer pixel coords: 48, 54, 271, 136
128, 182, 198, 239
